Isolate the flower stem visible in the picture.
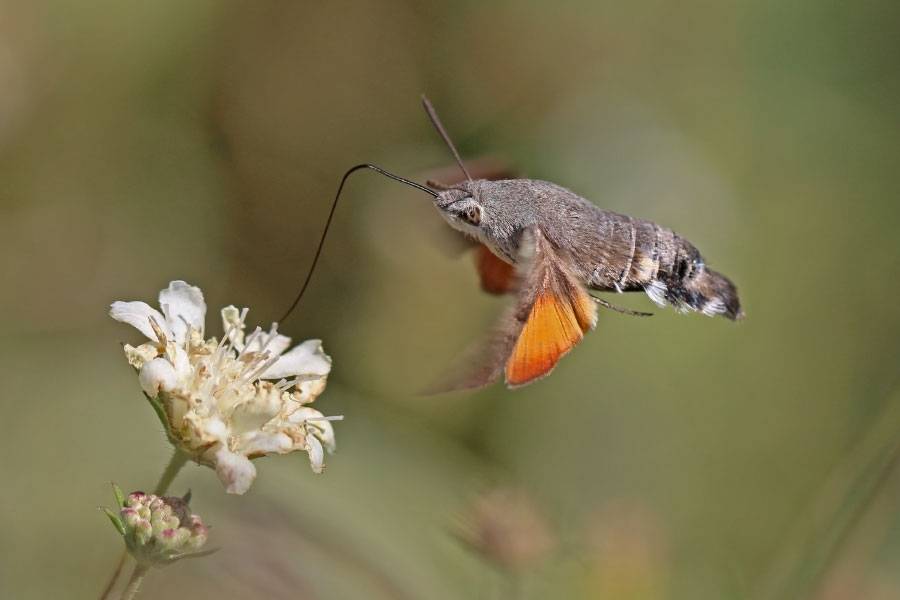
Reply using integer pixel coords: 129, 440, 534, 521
154, 450, 189, 495
98, 551, 127, 600
119, 564, 149, 600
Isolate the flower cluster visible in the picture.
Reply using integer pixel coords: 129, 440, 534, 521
103, 485, 208, 567
110, 281, 340, 494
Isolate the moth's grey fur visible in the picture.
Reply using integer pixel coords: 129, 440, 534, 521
436, 178, 744, 320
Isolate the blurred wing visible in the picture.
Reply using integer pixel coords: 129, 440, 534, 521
427, 227, 597, 392
475, 244, 517, 295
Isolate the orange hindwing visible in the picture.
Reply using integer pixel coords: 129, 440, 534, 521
475, 244, 517, 295
505, 278, 597, 387
426, 227, 598, 393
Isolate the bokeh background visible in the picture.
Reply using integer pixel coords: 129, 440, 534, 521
2, 1, 899, 599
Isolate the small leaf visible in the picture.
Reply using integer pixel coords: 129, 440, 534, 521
102, 507, 126, 536
112, 482, 126, 508
144, 392, 178, 445
162, 547, 220, 565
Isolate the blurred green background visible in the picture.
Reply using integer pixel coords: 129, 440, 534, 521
2, 1, 899, 598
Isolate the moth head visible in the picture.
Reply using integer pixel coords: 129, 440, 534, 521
435, 185, 487, 234
433, 180, 528, 264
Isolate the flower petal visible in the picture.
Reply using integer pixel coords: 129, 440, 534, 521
159, 281, 206, 344
110, 301, 171, 343
245, 330, 292, 359
261, 340, 332, 380
290, 407, 336, 453
139, 358, 178, 397
287, 405, 322, 425
294, 377, 327, 404
221, 305, 246, 350
238, 431, 294, 457
316, 420, 336, 453
167, 345, 192, 381
124, 342, 160, 370
305, 434, 325, 474
206, 444, 257, 495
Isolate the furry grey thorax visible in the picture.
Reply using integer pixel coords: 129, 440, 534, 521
434, 178, 743, 320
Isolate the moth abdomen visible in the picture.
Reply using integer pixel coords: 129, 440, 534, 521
647, 236, 744, 320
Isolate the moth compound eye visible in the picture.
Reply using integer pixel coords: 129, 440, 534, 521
462, 205, 482, 225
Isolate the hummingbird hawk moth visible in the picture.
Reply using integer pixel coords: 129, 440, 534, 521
281, 97, 744, 391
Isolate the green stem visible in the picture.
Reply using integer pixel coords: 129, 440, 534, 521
808, 436, 900, 596
756, 386, 900, 600
119, 564, 149, 600
154, 450, 189, 496
98, 550, 127, 600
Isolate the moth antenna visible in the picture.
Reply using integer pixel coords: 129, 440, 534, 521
278, 164, 437, 323
592, 296, 654, 317
421, 94, 473, 182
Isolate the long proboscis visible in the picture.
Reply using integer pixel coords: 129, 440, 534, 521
278, 164, 437, 324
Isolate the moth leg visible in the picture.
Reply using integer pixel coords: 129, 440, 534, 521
591, 296, 654, 317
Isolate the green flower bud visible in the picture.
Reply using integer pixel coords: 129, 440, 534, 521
103, 485, 210, 567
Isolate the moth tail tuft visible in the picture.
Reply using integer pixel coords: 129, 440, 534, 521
647, 269, 743, 320
683, 268, 743, 320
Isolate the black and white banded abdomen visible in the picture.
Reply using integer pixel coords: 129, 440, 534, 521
587, 216, 744, 320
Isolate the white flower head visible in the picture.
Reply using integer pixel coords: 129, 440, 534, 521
110, 281, 341, 494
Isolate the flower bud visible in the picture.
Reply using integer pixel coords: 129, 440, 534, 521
158, 527, 190, 550
185, 517, 209, 551
120, 507, 141, 528
126, 491, 147, 507
103, 484, 210, 567
133, 519, 153, 546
